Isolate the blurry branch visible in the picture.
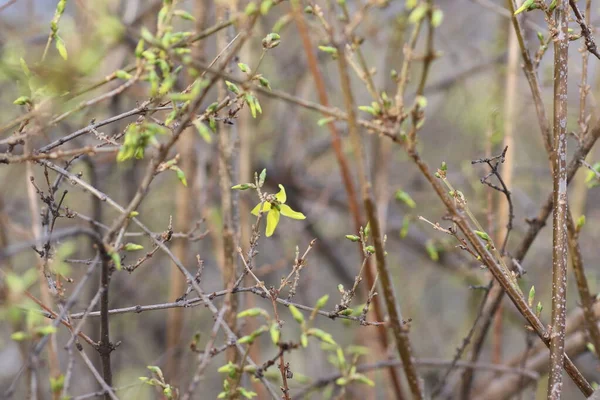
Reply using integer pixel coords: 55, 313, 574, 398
475, 318, 600, 398
0, 0, 18, 12
294, 357, 539, 399
471, 147, 513, 255
64, 286, 384, 326
565, 214, 600, 356
506, 0, 552, 156
570, 0, 600, 60
215, 2, 239, 368
336, 38, 422, 399
471, 0, 545, 32
291, 1, 400, 394
430, 280, 493, 398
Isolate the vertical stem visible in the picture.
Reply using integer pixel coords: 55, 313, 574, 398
165, 0, 204, 379
493, 15, 519, 366
548, 1, 569, 398
25, 139, 61, 389
336, 43, 422, 400
97, 250, 113, 399
216, 1, 239, 363
290, 1, 404, 396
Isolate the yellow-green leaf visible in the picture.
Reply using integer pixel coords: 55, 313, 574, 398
265, 209, 280, 237
279, 204, 305, 220
275, 184, 286, 203
251, 202, 271, 216
55, 37, 68, 60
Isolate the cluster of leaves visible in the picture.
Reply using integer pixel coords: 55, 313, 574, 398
139, 366, 177, 399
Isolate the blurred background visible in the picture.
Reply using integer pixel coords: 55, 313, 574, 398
1, 0, 600, 399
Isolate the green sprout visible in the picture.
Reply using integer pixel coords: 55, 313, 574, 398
251, 184, 305, 237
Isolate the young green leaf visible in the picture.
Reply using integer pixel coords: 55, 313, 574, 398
395, 189, 416, 208
345, 234, 360, 242
315, 294, 329, 310
123, 243, 144, 251
55, 36, 68, 60
528, 286, 535, 308
289, 304, 305, 324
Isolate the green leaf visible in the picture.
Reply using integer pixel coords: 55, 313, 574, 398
395, 190, 416, 208
238, 63, 251, 74
345, 234, 360, 242
115, 70, 132, 80
275, 184, 287, 203
405, 0, 417, 9
431, 9, 443, 27
174, 10, 195, 21
238, 387, 258, 399
352, 373, 375, 387
259, 169, 267, 186
11, 331, 30, 341
576, 215, 586, 229
289, 305, 305, 324
528, 286, 535, 308
123, 243, 144, 251
425, 240, 439, 261
514, 0, 536, 15
173, 166, 188, 187
587, 342, 597, 355
336, 377, 349, 386
193, 119, 212, 143
307, 328, 336, 345
358, 105, 377, 116
49, 374, 65, 392
474, 230, 491, 241
415, 95, 428, 109
270, 322, 280, 344
260, 0, 273, 15
258, 76, 271, 90
408, 4, 428, 24
251, 202, 271, 216
245, 2, 258, 16
318, 46, 338, 55
315, 295, 329, 310
317, 117, 336, 126
225, 81, 240, 94
400, 215, 410, 238
300, 333, 308, 348
262, 33, 281, 49
237, 308, 268, 318
13, 96, 31, 105
265, 209, 280, 237
336, 347, 346, 369
140, 27, 155, 43
109, 251, 122, 270
232, 183, 254, 190
218, 361, 237, 374
55, 36, 68, 60
347, 345, 369, 356
35, 325, 57, 336
279, 204, 306, 220
364, 222, 370, 239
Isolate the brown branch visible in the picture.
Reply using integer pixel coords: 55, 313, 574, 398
290, 2, 401, 396
336, 41, 422, 399
569, 0, 600, 60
